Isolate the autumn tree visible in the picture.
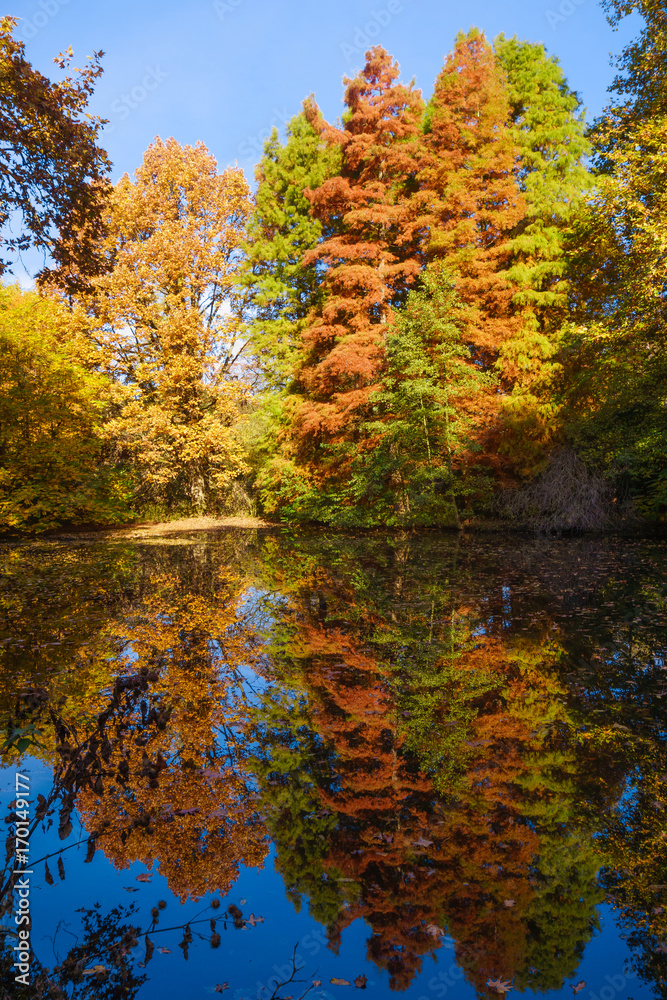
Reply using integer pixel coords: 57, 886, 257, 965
560, 1, 667, 515
0, 17, 110, 289
421, 30, 523, 370
259, 47, 425, 513
72, 138, 252, 512
0, 284, 129, 531
335, 265, 495, 526
493, 36, 591, 474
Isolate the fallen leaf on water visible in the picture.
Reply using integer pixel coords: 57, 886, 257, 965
214, 984, 229, 993
413, 837, 433, 847
426, 924, 444, 938
486, 978, 512, 994
82, 965, 106, 976
247, 913, 264, 926
123, 887, 140, 893
503, 899, 515, 907
330, 978, 351, 986
157, 947, 171, 954
571, 982, 586, 994
239, 898, 247, 904
354, 974, 367, 988
136, 873, 152, 883
312, 981, 322, 988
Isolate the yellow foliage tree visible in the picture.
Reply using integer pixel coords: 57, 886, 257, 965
0, 285, 129, 531
73, 137, 253, 511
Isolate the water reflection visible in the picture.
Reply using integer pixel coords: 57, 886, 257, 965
1, 531, 666, 998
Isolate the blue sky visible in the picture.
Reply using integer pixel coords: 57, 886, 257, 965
10, 0, 641, 280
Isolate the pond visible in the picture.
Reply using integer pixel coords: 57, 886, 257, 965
1, 528, 666, 1000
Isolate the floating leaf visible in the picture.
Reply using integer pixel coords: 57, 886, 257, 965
136, 873, 152, 883
82, 965, 106, 976
214, 986, 229, 993
426, 924, 444, 938
503, 899, 515, 908
487, 979, 512, 994
571, 982, 586, 994
354, 974, 367, 988
157, 947, 171, 954
330, 979, 351, 986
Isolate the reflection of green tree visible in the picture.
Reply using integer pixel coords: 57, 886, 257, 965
249, 532, 666, 995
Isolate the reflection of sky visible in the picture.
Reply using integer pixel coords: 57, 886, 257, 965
0, 755, 647, 1000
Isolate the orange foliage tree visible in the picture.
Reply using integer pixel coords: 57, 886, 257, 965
290, 47, 425, 479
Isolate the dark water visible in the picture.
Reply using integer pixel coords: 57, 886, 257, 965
1, 528, 666, 1000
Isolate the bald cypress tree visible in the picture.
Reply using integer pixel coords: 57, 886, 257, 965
293, 47, 426, 477
421, 29, 524, 363
493, 35, 592, 475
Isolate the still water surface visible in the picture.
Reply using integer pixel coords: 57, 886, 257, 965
1, 528, 666, 1000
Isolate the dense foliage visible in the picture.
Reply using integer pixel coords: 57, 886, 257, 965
0, 3, 664, 531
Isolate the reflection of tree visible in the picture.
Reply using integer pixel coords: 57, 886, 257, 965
0, 539, 269, 908
250, 534, 622, 994
73, 574, 269, 901
2, 529, 667, 996
0, 902, 147, 1000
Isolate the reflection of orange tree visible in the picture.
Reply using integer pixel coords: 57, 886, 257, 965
251, 540, 604, 994
76, 573, 268, 901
